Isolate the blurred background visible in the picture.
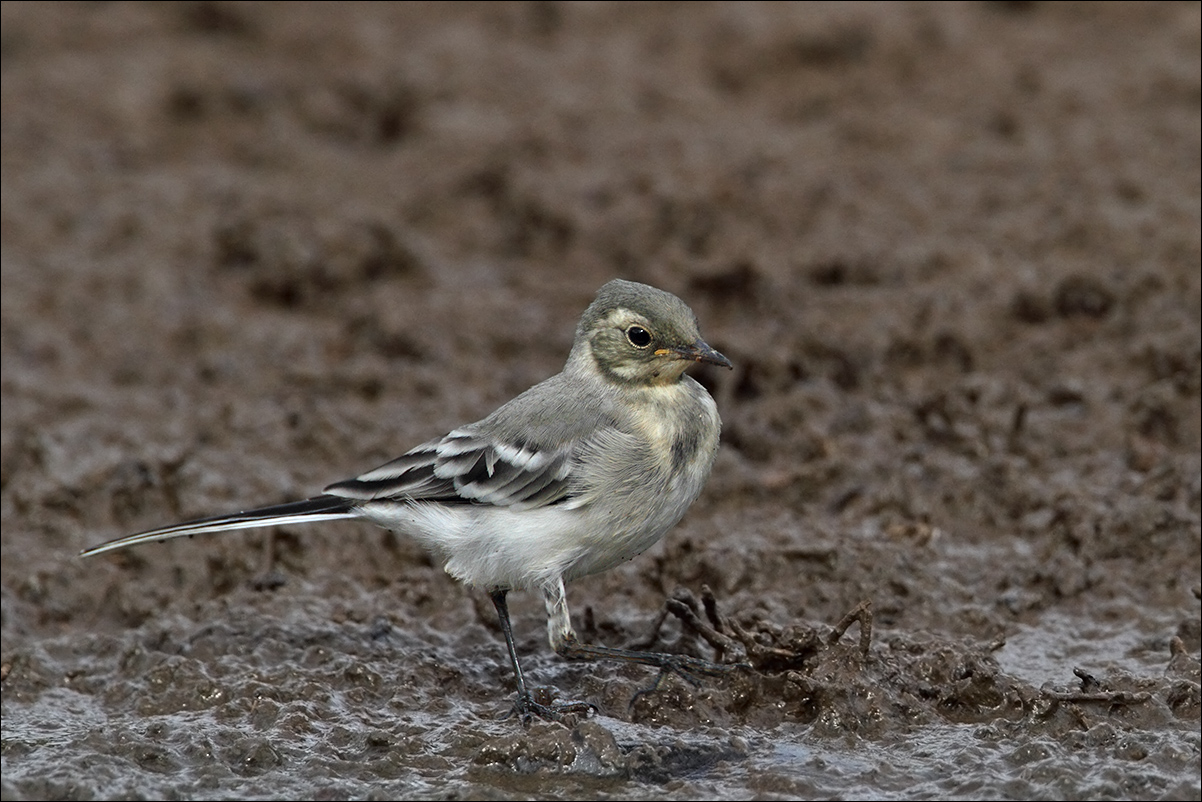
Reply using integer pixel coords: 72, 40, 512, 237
2, 3, 1199, 799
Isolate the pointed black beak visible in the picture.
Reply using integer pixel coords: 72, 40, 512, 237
670, 339, 733, 369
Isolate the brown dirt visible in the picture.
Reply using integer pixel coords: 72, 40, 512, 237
2, 2, 1199, 800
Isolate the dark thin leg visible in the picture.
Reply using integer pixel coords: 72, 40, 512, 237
489, 589, 594, 725
250, 529, 286, 591
489, 589, 532, 706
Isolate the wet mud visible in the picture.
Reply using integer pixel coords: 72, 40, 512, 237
2, 2, 1199, 800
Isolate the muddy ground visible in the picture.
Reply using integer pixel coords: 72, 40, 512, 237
2, 2, 1199, 800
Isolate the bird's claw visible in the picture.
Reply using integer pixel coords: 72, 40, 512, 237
504, 691, 597, 726
627, 653, 748, 709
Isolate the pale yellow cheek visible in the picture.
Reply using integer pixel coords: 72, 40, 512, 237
608, 360, 649, 382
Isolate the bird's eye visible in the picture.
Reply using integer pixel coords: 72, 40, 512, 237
625, 326, 652, 348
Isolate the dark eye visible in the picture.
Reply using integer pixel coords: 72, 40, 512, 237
625, 325, 652, 348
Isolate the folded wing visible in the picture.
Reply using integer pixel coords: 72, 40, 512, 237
324, 427, 576, 511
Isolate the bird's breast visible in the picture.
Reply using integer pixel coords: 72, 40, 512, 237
630, 379, 720, 479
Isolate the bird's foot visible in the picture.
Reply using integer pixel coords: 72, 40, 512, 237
556, 637, 748, 711
503, 689, 597, 726
624, 651, 747, 709
559, 638, 746, 678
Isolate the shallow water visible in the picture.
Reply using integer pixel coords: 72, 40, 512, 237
5, 680, 1199, 800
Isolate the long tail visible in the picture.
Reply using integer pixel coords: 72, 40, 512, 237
79, 496, 358, 558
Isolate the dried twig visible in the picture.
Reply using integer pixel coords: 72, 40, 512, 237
826, 599, 873, 658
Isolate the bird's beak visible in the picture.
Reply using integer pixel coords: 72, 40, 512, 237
660, 340, 733, 369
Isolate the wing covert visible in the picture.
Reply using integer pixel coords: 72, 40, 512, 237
324, 428, 575, 509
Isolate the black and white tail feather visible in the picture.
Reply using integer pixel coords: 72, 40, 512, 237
78, 496, 357, 557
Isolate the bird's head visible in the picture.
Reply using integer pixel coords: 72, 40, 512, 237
572, 279, 732, 386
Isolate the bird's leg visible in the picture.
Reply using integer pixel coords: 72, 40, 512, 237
488, 589, 594, 725
542, 580, 745, 699
250, 528, 286, 591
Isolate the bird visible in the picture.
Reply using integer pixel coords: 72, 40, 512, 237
82, 278, 735, 722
